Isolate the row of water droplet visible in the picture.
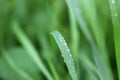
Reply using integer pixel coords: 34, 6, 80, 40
111, 0, 118, 17
54, 31, 78, 80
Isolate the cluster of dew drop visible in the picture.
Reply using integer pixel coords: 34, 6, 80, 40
111, 0, 118, 17
55, 31, 72, 60
53, 31, 78, 80
57, 32, 72, 57
110, 0, 120, 28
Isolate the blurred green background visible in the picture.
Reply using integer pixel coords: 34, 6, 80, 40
0, 0, 118, 80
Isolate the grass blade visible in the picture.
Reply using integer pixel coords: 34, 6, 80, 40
109, 0, 120, 79
66, 0, 93, 43
51, 31, 78, 80
69, 4, 79, 55
65, 0, 112, 80
11, 21, 53, 80
38, 35, 60, 80
69, 4, 80, 79
80, 54, 101, 80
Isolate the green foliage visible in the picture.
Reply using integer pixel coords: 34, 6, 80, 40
0, 0, 119, 80
109, 0, 120, 79
66, 0, 113, 80
12, 21, 53, 80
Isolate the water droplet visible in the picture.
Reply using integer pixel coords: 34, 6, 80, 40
112, 0, 115, 4
114, 13, 118, 17
64, 43, 67, 45
59, 37, 63, 42
69, 54, 72, 57
67, 49, 70, 52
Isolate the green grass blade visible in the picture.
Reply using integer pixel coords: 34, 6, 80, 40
51, 31, 78, 80
66, 0, 93, 43
2, 49, 33, 80
65, 0, 112, 80
79, 0, 110, 65
69, 3, 79, 58
109, 0, 120, 79
80, 54, 101, 79
69, 4, 80, 79
38, 35, 60, 80
11, 21, 53, 80
91, 44, 110, 80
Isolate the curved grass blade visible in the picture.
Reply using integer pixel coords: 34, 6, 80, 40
51, 31, 78, 80
11, 21, 53, 80
109, 0, 120, 79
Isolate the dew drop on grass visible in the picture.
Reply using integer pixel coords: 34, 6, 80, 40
64, 43, 67, 45
69, 54, 72, 57
112, 0, 115, 4
52, 31, 78, 80
114, 13, 118, 17
67, 49, 70, 52
59, 37, 63, 42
